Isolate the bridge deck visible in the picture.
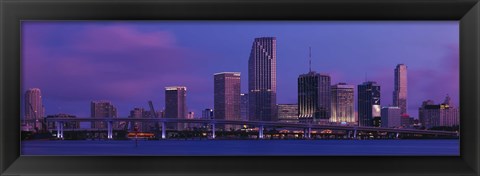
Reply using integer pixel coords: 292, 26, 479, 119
45, 117, 458, 136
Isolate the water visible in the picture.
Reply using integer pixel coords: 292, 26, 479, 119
21, 139, 459, 156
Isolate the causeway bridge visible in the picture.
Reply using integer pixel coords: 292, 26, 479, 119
45, 117, 459, 139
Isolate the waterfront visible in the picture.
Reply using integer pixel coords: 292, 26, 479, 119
22, 139, 459, 156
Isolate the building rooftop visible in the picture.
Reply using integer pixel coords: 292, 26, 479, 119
165, 86, 187, 91
214, 72, 241, 76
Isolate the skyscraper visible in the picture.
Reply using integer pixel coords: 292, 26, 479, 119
393, 64, 408, 115
24, 88, 45, 132
248, 37, 277, 122
91, 100, 118, 129
214, 72, 241, 130
165, 86, 187, 130
331, 83, 355, 124
240, 93, 249, 121
358, 81, 381, 127
298, 72, 331, 124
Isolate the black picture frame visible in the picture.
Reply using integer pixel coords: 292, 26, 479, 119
1, 0, 479, 175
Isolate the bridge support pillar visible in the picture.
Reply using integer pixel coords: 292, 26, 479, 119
212, 123, 216, 139
396, 132, 400, 139
308, 127, 312, 139
56, 122, 64, 139
56, 122, 61, 139
353, 128, 357, 139
259, 125, 264, 139
303, 128, 311, 139
60, 122, 64, 139
161, 122, 166, 139
107, 121, 113, 139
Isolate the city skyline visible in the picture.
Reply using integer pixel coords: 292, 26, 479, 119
22, 21, 459, 118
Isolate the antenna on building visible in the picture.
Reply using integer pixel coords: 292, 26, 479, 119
365, 72, 367, 82
309, 47, 312, 72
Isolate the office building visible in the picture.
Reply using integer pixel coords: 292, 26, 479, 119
214, 72, 241, 130
24, 88, 45, 132
393, 64, 408, 115
331, 83, 355, 125
277, 104, 299, 123
419, 95, 459, 129
165, 86, 187, 130
91, 100, 117, 129
248, 37, 277, 122
358, 81, 381, 127
381, 106, 401, 128
202, 109, 214, 119
298, 72, 331, 124
401, 115, 415, 128
240, 93, 249, 121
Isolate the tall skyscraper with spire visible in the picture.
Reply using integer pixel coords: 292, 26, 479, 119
248, 37, 277, 122
393, 64, 408, 115
298, 47, 331, 124
24, 88, 45, 132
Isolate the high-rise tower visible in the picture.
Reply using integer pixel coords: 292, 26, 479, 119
331, 83, 355, 124
393, 64, 408, 115
24, 88, 45, 132
358, 81, 381, 127
248, 37, 277, 122
214, 72, 241, 129
298, 72, 331, 123
165, 86, 187, 130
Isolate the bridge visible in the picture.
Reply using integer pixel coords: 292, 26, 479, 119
45, 117, 459, 140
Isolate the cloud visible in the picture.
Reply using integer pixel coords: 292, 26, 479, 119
23, 23, 214, 114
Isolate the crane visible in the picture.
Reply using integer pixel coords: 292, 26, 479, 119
148, 100, 161, 134
148, 100, 157, 118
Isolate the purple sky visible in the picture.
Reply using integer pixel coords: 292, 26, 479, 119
22, 21, 459, 119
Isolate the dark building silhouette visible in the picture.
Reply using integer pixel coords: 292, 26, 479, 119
165, 86, 187, 130
298, 72, 331, 124
240, 93, 249, 121
357, 81, 381, 127
46, 113, 79, 130
202, 108, 214, 119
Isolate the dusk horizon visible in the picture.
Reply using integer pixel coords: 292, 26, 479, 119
22, 21, 459, 120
